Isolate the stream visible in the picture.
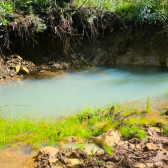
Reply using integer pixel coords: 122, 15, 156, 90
0, 65, 168, 118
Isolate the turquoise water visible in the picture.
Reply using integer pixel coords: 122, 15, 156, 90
0, 65, 168, 117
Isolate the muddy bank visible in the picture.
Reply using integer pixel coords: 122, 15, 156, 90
1, 24, 168, 79
2, 126, 168, 168
34, 131, 168, 168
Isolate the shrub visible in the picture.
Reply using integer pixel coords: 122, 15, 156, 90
131, 0, 167, 24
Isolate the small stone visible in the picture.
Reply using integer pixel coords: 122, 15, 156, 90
15, 65, 20, 74
134, 163, 148, 168
20, 66, 29, 74
52, 63, 60, 70
69, 159, 80, 165
14, 54, 22, 60
144, 143, 159, 151
150, 127, 161, 132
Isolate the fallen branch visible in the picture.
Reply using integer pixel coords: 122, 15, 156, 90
115, 156, 124, 168
117, 112, 137, 127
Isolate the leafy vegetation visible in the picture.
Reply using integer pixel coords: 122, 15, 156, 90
0, 0, 168, 28
0, 1, 13, 25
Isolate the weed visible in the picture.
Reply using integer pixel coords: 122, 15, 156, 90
104, 144, 113, 156
162, 125, 168, 135
77, 143, 85, 151
146, 97, 150, 113
119, 125, 146, 139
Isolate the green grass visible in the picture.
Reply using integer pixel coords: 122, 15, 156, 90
0, 103, 167, 150
146, 97, 150, 113
162, 125, 168, 135
119, 125, 146, 139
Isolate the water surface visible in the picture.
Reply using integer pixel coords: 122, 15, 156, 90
0, 65, 168, 117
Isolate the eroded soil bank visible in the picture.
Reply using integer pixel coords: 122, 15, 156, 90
1, 24, 168, 80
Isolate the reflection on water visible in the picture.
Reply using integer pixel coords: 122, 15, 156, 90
0, 65, 168, 117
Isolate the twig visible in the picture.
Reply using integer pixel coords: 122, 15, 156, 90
115, 156, 124, 168
118, 112, 137, 127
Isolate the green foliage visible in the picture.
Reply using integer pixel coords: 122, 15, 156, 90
162, 125, 168, 135
119, 125, 146, 139
104, 144, 113, 156
28, 6, 47, 33
131, 0, 167, 24
13, 0, 70, 13
0, 0, 13, 25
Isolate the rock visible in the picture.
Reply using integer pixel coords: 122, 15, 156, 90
134, 163, 153, 168
15, 65, 20, 74
150, 127, 161, 132
37, 146, 59, 159
14, 54, 22, 60
93, 129, 121, 147
62, 62, 69, 69
60, 157, 70, 164
20, 66, 29, 74
144, 143, 159, 151
52, 63, 60, 70
69, 159, 80, 166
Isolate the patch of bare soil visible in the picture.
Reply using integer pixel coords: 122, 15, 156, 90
0, 145, 36, 168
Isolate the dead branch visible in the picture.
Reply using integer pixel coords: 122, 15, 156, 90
117, 112, 137, 127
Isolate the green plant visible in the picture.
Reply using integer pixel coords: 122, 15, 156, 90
131, 0, 167, 25
120, 125, 146, 139
162, 125, 168, 135
29, 6, 47, 33
104, 144, 113, 156
0, 0, 13, 25
146, 96, 150, 113
77, 143, 85, 151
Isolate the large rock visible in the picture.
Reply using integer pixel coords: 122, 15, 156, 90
93, 129, 121, 147
20, 66, 29, 74
37, 146, 59, 159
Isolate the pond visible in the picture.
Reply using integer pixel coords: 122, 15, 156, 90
0, 65, 168, 117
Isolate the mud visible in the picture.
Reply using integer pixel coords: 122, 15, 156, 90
34, 129, 168, 168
